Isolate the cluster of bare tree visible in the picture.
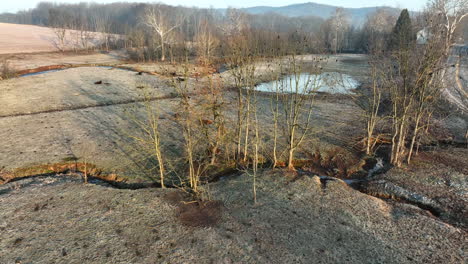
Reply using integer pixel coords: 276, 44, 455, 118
362, 0, 467, 167
100, 0, 466, 199
2, 1, 466, 58
3, 0, 466, 196
126, 27, 335, 202
38, 3, 126, 52
6, 2, 463, 58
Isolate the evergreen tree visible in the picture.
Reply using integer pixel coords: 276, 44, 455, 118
388, 9, 415, 52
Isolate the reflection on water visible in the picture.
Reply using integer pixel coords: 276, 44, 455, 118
20, 69, 64, 77
255, 72, 359, 94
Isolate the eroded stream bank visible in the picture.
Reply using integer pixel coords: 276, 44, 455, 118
302, 152, 467, 229
2, 154, 465, 230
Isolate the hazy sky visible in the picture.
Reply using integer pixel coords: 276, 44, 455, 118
1, 0, 428, 13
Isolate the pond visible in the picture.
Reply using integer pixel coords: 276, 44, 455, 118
255, 72, 360, 94
20, 69, 65, 77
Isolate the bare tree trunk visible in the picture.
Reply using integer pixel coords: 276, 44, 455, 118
275, 55, 322, 171
124, 88, 166, 187
243, 92, 251, 163
365, 62, 382, 155
161, 36, 166, 61
236, 87, 243, 160
407, 114, 422, 164
154, 136, 165, 187
252, 90, 259, 204
287, 138, 295, 170
272, 89, 280, 167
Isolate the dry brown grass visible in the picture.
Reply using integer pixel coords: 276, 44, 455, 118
16, 64, 67, 76
163, 190, 191, 205
414, 151, 468, 174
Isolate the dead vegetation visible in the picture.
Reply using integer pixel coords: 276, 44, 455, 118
163, 190, 223, 227
1, 169, 465, 263
0, 59, 16, 80
414, 150, 468, 174
0, 2, 466, 262
303, 148, 365, 178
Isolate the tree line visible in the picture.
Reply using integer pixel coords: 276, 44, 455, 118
3, 1, 465, 60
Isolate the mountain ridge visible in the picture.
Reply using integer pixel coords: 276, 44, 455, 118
231, 2, 401, 26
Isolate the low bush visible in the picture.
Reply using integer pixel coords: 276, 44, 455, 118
304, 147, 364, 178
0, 59, 16, 80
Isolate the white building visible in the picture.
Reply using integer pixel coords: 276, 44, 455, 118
417, 28, 430, 45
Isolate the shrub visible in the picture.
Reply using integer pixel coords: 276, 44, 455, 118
305, 147, 362, 178
1, 60, 16, 80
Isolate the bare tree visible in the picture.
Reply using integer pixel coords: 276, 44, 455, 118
219, 8, 248, 37
269, 69, 282, 168
201, 77, 226, 165
49, 8, 70, 52
143, 6, 185, 61
278, 55, 327, 170
195, 20, 219, 65
227, 48, 256, 162
362, 57, 384, 155
329, 8, 350, 53
427, 0, 468, 55
373, 7, 452, 166
124, 88, 166, 187
92, 12, 112, 52
78, 19, 93, 52
172, 66, 212, 194
127, 29, 147, 61
363, 9, 397, 52
68, 16, 93, 53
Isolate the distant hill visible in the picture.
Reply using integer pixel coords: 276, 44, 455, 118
237, 2, 401, 26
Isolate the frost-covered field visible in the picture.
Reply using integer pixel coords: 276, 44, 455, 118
0, 23, 110, 55
0, 56, 364, 179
